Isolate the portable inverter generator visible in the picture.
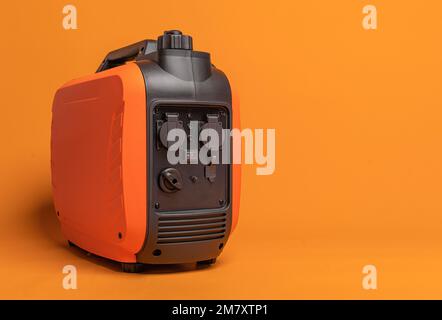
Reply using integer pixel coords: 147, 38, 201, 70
51, 30, 240, 273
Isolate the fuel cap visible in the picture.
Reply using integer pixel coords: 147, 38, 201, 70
157, 30, 193, 50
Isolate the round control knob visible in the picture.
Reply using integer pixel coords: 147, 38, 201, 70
157, 30, 193, 50
159, 168, 183, 193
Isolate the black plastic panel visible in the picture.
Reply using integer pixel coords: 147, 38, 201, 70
135, 49, 233, 264
153, 104, 230, 211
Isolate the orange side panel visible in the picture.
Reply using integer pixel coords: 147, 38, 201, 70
51, 63, 147, 263
231, 92, 241, 233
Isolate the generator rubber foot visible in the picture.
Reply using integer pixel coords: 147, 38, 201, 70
197, 258, 217, 265
121, 262, 144, 273
68, 240, 77, 248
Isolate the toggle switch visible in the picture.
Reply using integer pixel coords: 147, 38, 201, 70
205, 163, 217, 183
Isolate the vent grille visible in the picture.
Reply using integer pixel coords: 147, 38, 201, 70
157, 212, 226, 244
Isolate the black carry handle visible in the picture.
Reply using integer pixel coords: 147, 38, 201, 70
96, 39, 157, 73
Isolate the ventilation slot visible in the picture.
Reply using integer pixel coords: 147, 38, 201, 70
157, 212, 226, 244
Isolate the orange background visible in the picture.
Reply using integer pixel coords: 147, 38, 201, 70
1, 0, 442, 299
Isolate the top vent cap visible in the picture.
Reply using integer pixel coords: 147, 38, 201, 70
157, 30, 193, 50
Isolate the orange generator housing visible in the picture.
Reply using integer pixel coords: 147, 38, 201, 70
51, 30, 240, 272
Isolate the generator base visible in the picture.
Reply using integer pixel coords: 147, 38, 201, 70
67, 240, 218, 273
121, 263, 145, 273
